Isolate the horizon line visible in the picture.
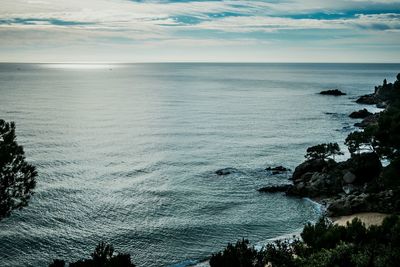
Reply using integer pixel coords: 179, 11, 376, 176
1, 61, 400, 64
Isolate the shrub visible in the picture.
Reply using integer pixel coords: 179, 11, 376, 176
51, 242, 136, 267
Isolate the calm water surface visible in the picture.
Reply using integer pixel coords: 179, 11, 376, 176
0, 63, 399, 266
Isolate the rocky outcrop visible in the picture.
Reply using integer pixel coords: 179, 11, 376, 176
266, 166, 291, 175
320, 89, 346, 96
356, 78, 400, 107
292, 159, 330, 181
327, 189, 400, 216
288, 159, 343, 197
286, 153, 382, 200
354, 113, 379, 128
349, 109, 372, 119
356, 94, 380, 105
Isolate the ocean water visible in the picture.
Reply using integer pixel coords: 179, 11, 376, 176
0, 63, 399, 267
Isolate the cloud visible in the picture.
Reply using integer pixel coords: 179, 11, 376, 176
181, 13, 400, 33
0, 0, 399, 61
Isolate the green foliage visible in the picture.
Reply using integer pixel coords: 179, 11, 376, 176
263, 239, 298, 267
301, 217, 345, 251
305, 143, 343, 161
209, 239, 265, 267
0, 119, 37, 220
51, 242, 136, 267
212, 216, 400, 267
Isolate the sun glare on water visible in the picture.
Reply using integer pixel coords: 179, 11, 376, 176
42, 63, 119, 70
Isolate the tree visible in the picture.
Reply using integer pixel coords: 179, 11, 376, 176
0, 119, 37, 220
345, 130, 375, 155
209, 239, 264, 267
52, 242, 136, 267
305, 143, 343, 161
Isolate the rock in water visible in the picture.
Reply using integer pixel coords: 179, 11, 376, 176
356, 94, 379, 105
266, 166, 291, 174
215, 168, 237, 176
292, 159, 328, 181
354, 113, 379, 128
258, 184, 292, 193
320, 89, 346, 96
349, 109, 372, 119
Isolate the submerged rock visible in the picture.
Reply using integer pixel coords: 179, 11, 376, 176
266, 166, 291, 174
349, 109, 372, 119
258, 184, 292, 193
320, 89, 346, 96
215, 168, 238, 176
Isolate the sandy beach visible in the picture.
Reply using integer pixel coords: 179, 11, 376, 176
331, 212, 389, 227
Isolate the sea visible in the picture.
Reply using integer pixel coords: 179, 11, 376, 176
0, 63, 398, 267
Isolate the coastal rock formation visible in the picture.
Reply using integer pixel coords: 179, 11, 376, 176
349, 109, 372, 119
288, 159, 343, 197
287, 153, 381, 199
327, 189, 400, 216
354, 113, 379, 128
265, 74, 400, 218
356, 94, 380, 105
356, 75, 400, 107
319, 89, 346, 96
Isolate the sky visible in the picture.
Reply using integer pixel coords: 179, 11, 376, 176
1, 0, 400, 62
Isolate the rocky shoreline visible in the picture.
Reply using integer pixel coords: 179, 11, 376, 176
259, 73, 400, 217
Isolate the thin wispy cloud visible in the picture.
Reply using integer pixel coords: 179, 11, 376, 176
1, 0, 399, 62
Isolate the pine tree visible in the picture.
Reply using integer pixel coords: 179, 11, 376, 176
0, 119, 37, 220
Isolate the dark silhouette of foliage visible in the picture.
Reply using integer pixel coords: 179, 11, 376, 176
0, 119, 37, 220
373, 102, 400, 160
379, 157, 400, 188
209, 239, 265, 267
51, 242, 136, 267
345, 129, 376, 155
305, 143, 343, 161
211, 216, 400, 267
301, 217, 346, 251
263, 239, 299, 267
